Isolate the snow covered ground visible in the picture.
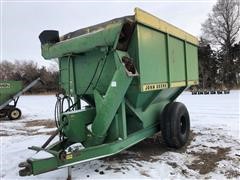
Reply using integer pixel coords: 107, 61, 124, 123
1, 91, 239, 179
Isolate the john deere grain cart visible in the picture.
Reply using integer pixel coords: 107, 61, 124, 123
0, 78, 41, 120
19, 8, 198, 177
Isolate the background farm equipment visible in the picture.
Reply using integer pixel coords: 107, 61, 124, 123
0, 78, 41, 120
191, 87, 230, 95
19, 8, 199, 178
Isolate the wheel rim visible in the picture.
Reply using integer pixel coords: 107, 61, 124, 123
11, 110, 20, 119
180, 116, 187, 134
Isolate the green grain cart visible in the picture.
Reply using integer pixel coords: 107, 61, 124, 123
0, 81, 23, 119
19, 8, 198, 177
0, 78, 41, 120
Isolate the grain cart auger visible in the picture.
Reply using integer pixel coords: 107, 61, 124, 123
0, 78, 41, 120
19, 8, 199, 177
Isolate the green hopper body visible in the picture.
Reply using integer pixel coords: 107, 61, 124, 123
0, 81, 23, 105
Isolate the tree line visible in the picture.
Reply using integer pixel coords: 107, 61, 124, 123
1, 0, 239, 93
198, 0, 240, 89
0, 60, 59, 93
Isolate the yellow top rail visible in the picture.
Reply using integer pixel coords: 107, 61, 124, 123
134, 8, 199, 46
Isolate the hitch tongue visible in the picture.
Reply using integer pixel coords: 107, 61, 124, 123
19, 161, 32, 176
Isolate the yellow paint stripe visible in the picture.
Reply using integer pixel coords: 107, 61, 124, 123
141, 80, 198, 91
170, 81, 187, 87
134, 8, 199, 45
188, 80, 199, 85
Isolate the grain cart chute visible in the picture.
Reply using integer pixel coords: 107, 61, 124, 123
19, 8, 198, 177
0, 78, 41, 120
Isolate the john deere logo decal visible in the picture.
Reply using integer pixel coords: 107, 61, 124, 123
0, 83, 10, 88
143, 83, 168, 91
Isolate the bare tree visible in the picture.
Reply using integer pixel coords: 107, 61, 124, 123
202, 0, 240, 48
198, 38, 219, 88
0, 60, 59, 93
201, 0, 240, 87
0, 61, 16, 80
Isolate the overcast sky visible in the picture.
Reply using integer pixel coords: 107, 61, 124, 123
1, 0, 217, 68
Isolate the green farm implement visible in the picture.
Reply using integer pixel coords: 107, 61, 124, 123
19, 8, 198, 177
0, 78, 41, 120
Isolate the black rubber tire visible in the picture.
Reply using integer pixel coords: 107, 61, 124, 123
161, 102, 190, 148
0, 113, 7, 119
8, 108, 22, 120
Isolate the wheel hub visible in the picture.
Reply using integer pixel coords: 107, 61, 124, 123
180, 116, 187, 134
11, 110, 20, 118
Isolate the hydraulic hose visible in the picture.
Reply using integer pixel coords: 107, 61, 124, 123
54, 94, 74, 140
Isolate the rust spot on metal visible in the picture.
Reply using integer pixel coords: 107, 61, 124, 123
61, 16, 134, 41
117, 19, 136, 51
122, 56, 138, 76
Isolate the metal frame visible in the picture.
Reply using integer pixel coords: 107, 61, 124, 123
26, 122, 158, 175
19, 50, 165, 176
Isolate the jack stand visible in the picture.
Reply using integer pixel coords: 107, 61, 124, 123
67, 166, 72, 180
